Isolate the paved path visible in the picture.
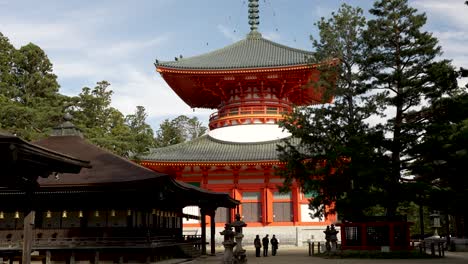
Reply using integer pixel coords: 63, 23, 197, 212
189, 247, 468, 264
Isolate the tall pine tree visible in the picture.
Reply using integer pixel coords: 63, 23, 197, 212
278, 4, 387, 220
363, 0, 458, 216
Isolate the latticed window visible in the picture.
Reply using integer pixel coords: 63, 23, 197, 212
242, 203, 261, 222
215, 207, 230, 223
273, 202, 292, 222
243, 192, 261, 201
345, 226, 362, 246
394, 225, 407, 247
273, 191, 291, 200
366, 226, 389, 246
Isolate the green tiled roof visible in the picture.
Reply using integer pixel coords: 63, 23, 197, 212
141, 135, 299, 162
156, 32, 314, 70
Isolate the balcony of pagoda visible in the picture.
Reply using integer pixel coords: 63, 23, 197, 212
209, 104, 292, 130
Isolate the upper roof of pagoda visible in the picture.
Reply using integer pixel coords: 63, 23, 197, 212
156, 32, 314, 71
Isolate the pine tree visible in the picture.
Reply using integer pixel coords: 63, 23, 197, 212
278, 4, 386, 220
363, 0, 458, 216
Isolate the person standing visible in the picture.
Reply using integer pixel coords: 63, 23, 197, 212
262, 234, 269, 256
254, 235, 261, 257
270, 235, 279, 256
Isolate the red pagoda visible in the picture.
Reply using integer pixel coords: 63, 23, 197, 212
141, 0, 337, 245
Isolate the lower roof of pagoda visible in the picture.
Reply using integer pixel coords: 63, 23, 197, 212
139, 134, 300, 164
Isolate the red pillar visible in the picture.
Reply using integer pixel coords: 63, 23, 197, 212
389, 223, 395, 250
291, 184, 300, 223
361, 223, 367, 250
263, 188, 273, 224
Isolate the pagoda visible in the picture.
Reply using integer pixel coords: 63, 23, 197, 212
141, 0, 337, 244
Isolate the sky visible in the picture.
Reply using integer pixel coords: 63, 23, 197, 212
1, 0, 467, 131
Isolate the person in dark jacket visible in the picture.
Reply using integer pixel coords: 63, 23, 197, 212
262, 234, 269, 256
254, 235, 261, 257
270, 235, 279, 256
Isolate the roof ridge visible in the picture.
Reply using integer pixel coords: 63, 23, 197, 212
206, 134, 288, 145
155, 35, 316, 70
257, 36, 314, 56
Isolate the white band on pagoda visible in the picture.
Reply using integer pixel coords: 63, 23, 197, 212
208, 124, 291, 143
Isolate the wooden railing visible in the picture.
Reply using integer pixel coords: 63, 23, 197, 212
209, 105, 290, 121
0, 235, 181, 250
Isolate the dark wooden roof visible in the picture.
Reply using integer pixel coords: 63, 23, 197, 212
0, 132, 90, 188
33, 135, 166, 186
29, 123, 240, 208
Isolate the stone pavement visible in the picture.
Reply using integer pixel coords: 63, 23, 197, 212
187, 247, 468, 264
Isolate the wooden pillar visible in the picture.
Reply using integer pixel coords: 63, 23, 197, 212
200, 209, 207, 255
22, 210, 34, 264
209, 209, 216, 256
45, 250, 51, 264
94, 251, 99, 264
70, 251, 75, 264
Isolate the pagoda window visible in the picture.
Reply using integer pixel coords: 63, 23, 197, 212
215, 207, 230, 223
242, 203, 261, 223
273, 191, 293, 222
241, 192, 261, 222
273, 202, 293, 222
273, 191, 291, 200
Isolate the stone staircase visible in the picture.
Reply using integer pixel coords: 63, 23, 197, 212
178, 243, 202, 258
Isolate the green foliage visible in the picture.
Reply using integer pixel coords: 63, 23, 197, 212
70, 81, 156, 157
0, 33, 66, 140
409, 93, 468, 232
278, 0, 461, 221
363, 0, 459, 216
278, 4, 389, 220
125, 106, 156, 157
154, 115, 207, 147
0, 32, 158, 157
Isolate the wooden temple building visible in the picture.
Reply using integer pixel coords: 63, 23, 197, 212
0, 119, 239, 263
140, 0, 337, 244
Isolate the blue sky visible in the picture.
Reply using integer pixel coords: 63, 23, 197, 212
1, 0, 467, 130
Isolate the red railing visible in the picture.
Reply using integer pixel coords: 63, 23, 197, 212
209, 105, 291, 122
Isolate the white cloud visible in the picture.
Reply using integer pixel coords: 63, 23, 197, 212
217, 24, 242, 42
54, 60, 112, 80
95, 36, 170, 58
0, 22, 88, 50
109, 66, 211, 117
262, 31, 281, 41
412, 0, 468, 28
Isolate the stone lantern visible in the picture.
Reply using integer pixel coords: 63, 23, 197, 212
430, 211, 441, 238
